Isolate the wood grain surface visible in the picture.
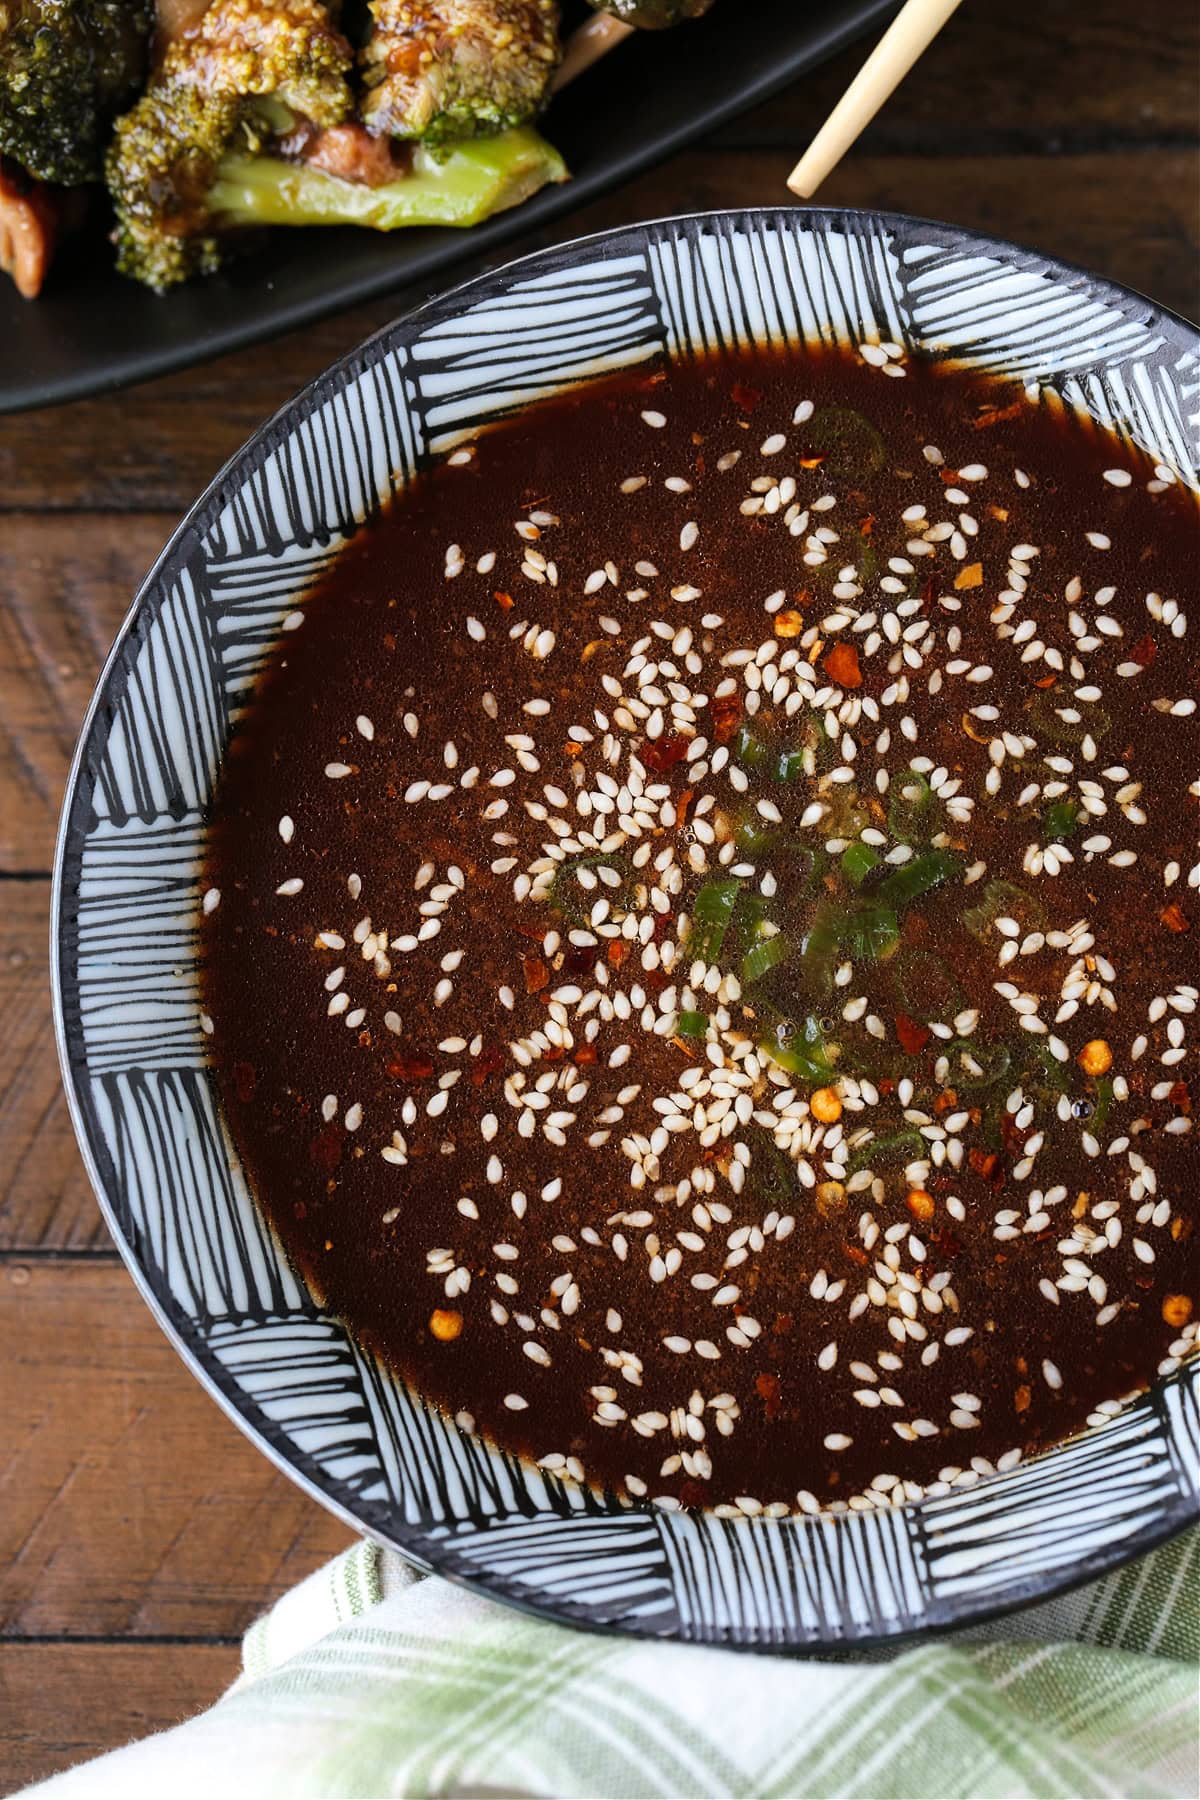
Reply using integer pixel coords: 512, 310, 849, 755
1, 0, 1195, 1785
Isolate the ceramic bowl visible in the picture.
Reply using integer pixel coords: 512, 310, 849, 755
53, 209, 1200, 1650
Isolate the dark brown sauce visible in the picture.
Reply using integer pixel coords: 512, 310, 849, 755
202, 344, 1199, 1515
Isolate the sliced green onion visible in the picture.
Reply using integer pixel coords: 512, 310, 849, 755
688, 877, 742, 963
1043, 800, 1082, 842
741, 932, 791, 986
847, 1128, 928, 1173
801, 407, 888, 479
774, 747, 807, 782
547, 854, 625, 923
887, 768, 940, 844
732, 723, 771, 769
963, 879, 1046, 942
744, 1130, 799, 1209
760, 1013, 838, 1084
733, 811, 780, 856
802, 899, 899, 993
1027, 688, 1111, 746
1091, 1075, 1115, 1135
676, 1009, 708, 1039
841, 842, 880, 886
878, 850, 963, 910
942, 1039, 1011, 1093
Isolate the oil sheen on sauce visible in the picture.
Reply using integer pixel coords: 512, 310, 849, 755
202, 345, 1199, 1516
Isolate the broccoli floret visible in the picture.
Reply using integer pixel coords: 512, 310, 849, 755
0, 0, 151, 185
360, 1, 560, 145
588, 0, 713, 23
106, 0, 355, 288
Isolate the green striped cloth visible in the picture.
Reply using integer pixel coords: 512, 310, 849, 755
26, 1530, 1199, 1799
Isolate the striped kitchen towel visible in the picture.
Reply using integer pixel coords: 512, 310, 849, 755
22, 1528, 1199, 1799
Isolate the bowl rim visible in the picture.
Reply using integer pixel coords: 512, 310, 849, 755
51, 205, 1200, 1652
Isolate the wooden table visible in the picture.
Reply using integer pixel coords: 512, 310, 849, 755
1, 0, 1195, 1786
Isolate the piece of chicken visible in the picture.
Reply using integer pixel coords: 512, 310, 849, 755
360, 0, 560, 145
0, 157, 58, 297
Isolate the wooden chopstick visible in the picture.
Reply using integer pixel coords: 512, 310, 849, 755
552, 13, 636, 93
788, 0, 964, 198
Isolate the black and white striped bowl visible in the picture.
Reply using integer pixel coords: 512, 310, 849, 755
53, 210, 1200, 1649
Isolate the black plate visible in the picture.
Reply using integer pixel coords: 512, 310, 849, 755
0, 0, 896, 414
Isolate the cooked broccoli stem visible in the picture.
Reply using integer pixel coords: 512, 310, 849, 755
107, 0, 355, 289
361, 0, 560, 145
1, 0, 150, 185
210, 126, 567, 229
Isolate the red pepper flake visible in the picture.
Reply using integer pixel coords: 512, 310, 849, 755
387, 1052, 434, 1081
607, 940, 628, 967
1168, 1082, 1192, 1115
470, 1043, 506, 1085
858, 513, 875, 538
493, 590, 513, 609
822, 641, 862, 689
522, 956, 549, 993
755, 1372, 782, 1418
968, 1147, 1000, 1182
938, 468, 962, 485
895, 1011, 931, 1055
1129, 633, 1157, 669
730, 380, 761, 412
1161, 902, 1190, 933
675, 786, 694, 830
710, 693, 743, 743
971, 398, 1024, 430
642, 733, 690, 772
574, 1044, 597, 1066
309, 1122, 342, 1174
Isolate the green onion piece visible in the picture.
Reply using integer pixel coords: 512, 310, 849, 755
878, 850, 963, 910
963, 879, 1046, 942
732, 723, 771, 769
841, 842, 880, 886
894, 947, 964, 1023
547, 854, 625, 923
733, 811, 779, 856
1043, 800, 1082, 842
774, 747, 807, 782
689, 877, 742, 963
676, 1009, 708, 1039
835, 900, 900, 964
744, 1129, 798, 1209
801, 407, 888, 479
942, 1038, 1011, 1093
847, 1128, 928, 1173
741, 932, 791, 986
760, 1014, 837, 1084
802, 900, 899, 993
1027, 688, 1112, 747
1091, 1076, 1115, 1136
887, 768, 940, 844
1022, 1037, 1073, 1097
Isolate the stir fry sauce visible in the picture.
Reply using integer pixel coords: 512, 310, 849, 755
201, 345, 1199, 1515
